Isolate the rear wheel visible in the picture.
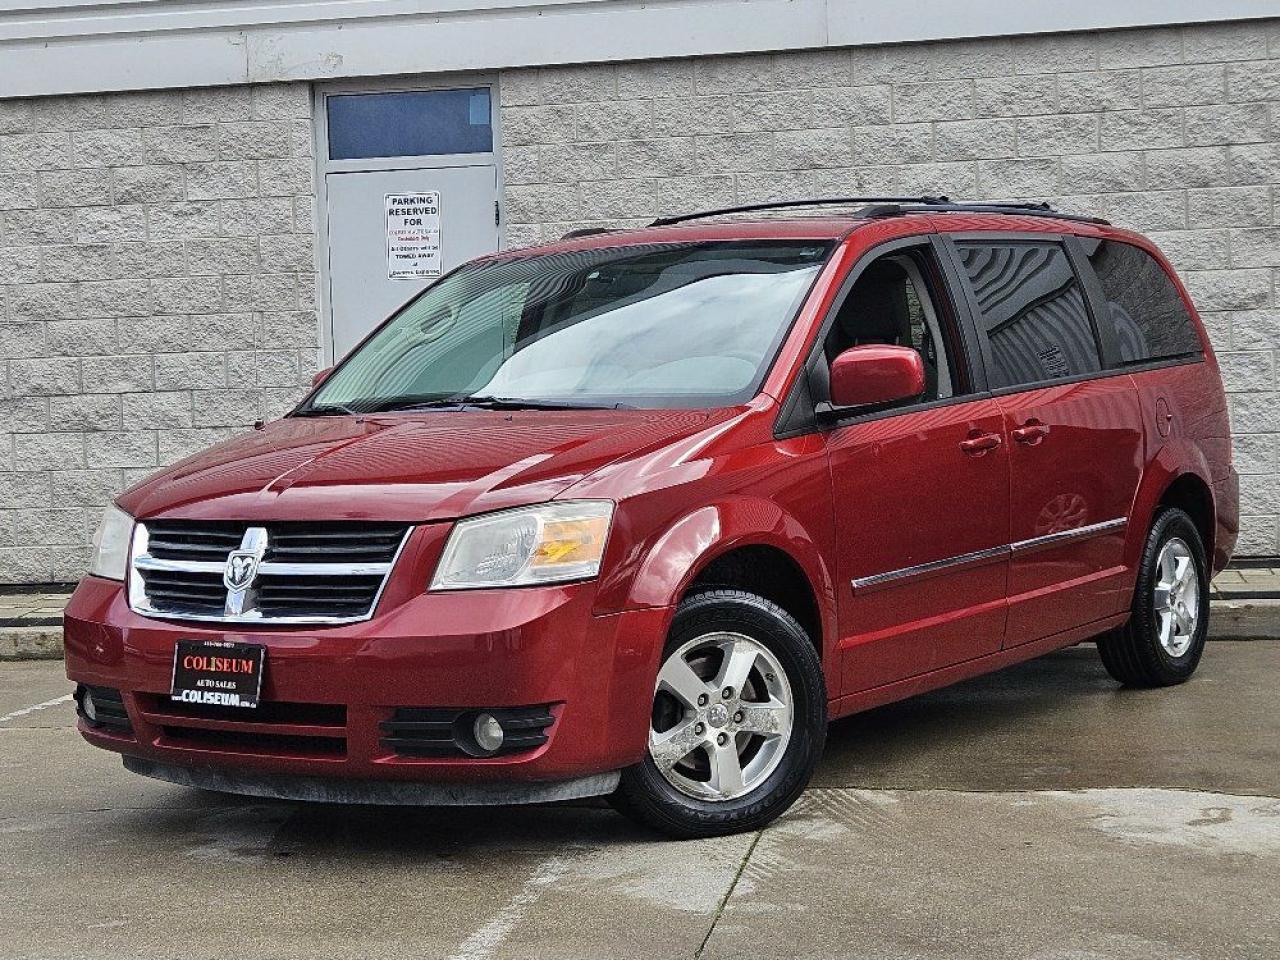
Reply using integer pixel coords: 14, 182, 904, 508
612, 590, 826, 839
1097, 507, 1209, 687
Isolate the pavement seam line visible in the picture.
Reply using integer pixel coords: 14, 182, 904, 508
694, 828, 762, 959
0, 694, 72, 725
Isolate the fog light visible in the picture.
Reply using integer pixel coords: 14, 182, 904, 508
473, 713, 505, 754
81, 687, 98, 723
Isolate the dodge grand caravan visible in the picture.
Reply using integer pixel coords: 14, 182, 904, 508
66, 197, 1238, 838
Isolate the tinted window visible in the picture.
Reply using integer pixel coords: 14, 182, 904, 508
1080, 239, 1202, 364
327, 88, 493, 160
825, 249, 960, 403
956, 242, 1101, 389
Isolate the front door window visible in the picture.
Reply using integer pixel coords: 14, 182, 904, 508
823, 248, 963, 404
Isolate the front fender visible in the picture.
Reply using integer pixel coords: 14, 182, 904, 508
598, 495, 838, 667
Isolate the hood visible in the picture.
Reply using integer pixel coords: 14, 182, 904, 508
119, 408, 724, 522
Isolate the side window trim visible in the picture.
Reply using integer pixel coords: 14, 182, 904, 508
931, 234, 989, 395
896, 253, 955, 400
773, 233, 987, 439
1063, 234, 1124, 369
936, 233, 998, 395
939, 232, 1108, 394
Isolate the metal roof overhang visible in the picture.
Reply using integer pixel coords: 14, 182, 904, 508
0, 0, 1274, 99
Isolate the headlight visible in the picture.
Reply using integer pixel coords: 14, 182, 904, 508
88, 505, 134, 581
431, 501, 614, 590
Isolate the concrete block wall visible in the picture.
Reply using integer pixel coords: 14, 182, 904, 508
0, 83, 320, 582
499, 19, 1280, 557
1, 20, 1279, 584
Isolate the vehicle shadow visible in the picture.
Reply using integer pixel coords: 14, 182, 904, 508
822, 645, 1117, 770
815, 642, 1255, 793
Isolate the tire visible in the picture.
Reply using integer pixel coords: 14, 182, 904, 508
1096, 507, 1210, 687
611, 589, 826, 839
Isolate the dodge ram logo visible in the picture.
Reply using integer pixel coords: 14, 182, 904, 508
223, 551, 260, 592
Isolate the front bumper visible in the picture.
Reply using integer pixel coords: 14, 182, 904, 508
64, 576, 669, 790
123, 757, 621, 805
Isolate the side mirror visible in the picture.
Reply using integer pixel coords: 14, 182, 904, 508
828, 344, 925, 410
311, 367, 333, 389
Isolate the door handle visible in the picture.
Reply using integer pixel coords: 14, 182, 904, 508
960, 432, 1002, 455
1012, 419, 1050, 445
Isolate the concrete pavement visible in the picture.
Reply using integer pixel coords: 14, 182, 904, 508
2, 643, 1279, 959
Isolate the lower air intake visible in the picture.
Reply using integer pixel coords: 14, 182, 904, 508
380, 705, 556, 758
75, 685, 133, 734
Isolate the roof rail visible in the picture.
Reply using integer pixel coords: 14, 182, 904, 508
857, 201, 1111, 226
649, 196, 951, 226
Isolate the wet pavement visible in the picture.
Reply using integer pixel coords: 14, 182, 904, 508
2, 642, 1278, 960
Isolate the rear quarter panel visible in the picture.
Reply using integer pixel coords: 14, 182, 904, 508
1128, 361, 1237, 571
1121, 230, 1237, 571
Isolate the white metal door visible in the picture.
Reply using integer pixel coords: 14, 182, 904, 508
325, 166, 498, 358
316, 79, 503, 362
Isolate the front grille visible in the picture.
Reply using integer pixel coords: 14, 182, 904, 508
380, 705, 556, 758
256, 573, 385, 619
138, 568, 227, 610
75, 685, 133, 734
145, 522, 244, 563
265, 523, 407, 564
130, 521, 411, 624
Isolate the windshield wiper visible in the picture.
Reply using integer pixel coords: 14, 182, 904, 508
293, 402, 360, 417
460, 395, 624, 411
381, 395, 628, 412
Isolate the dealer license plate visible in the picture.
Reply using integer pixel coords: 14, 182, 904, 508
171, 639, 265, 709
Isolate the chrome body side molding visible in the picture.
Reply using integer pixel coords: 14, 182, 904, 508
850, 544, 1010, 594
851, 517, 1128, 595
1008, 516, 1127, 553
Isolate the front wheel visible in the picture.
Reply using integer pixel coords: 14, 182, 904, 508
1097, 507, 1210, 687
612, 589, 826, 839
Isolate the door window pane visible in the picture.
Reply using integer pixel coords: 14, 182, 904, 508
825, 249, 960, 403
1079, 238, 1203, 364
327, 88, 493, 160
956, 242, 1101, 389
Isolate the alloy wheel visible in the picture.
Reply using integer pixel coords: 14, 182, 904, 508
1154, 537, 1200, 658
648, 631, 793, 801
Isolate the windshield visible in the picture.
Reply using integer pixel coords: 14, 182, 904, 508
302, 240, 831, 413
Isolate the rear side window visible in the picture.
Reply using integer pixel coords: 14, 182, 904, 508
954, 241, 1102, 389
1079, 239, 1203, 364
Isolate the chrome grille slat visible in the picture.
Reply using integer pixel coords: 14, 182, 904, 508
142, 524, 246, 564
129, 522, 411, 625
265, 523, 407, 565
134, 556, 394, 577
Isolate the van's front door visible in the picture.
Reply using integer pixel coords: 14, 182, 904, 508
832, 399, 1012, 693
825, 241, 1010, 695
947, 237, 1143, 647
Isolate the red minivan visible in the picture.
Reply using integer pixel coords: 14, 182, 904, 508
65, 198, 1239, 838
